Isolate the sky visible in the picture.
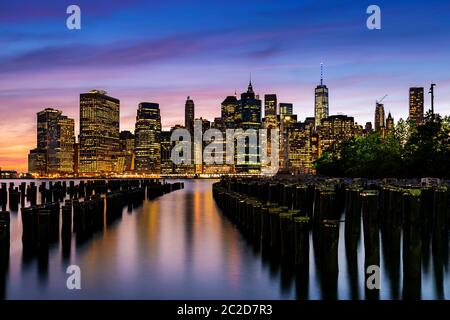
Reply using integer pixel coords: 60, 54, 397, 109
1, 0, 450, 172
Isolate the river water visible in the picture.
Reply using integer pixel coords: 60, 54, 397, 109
0, 179, 449, 299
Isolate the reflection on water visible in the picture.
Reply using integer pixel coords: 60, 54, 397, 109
0, 179, 449, 299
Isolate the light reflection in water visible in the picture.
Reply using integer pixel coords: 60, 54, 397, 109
0, 179, 448, 299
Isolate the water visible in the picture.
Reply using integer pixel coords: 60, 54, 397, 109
0, 179, 449, 299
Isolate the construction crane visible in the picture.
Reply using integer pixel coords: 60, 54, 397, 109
376, 94, 388, 104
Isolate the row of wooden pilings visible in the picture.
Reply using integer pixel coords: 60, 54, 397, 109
0, 180, 184, 262
0, 179, 185, 211
213, 178, 449, 299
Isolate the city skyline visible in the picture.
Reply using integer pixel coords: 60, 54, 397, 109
1, 0, 450, 172
0, 80, 444, 174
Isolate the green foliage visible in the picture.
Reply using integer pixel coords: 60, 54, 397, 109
315, 113, 450, 178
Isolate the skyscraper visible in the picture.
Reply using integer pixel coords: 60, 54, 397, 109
314, 64, 329, 130
279, 103, 293, 116
119, 130, 135, 172
374, 102, 385, 132
386, 112, 394, 133
28, 108, 74, 175
57, 116, 75, 173
79, 90, 120, 174
409, 87, 424, 125
185, 96, 195, 135
264, 94, 277, 117
237, 81, 262, 128
318, 115, 356, 156
160, 131, 173, 174
235, 81, 262, 173
221, 96, 237, 129
134, 102, 162, 174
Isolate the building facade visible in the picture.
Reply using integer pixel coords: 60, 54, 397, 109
318, 115, 356, 156
79, 90, 120, 175
221, 96, 237, 129
185, 96, 195, 135
409, 87, 424, 126
264, 94, 277, 117
279, 103, 293, 116
235, 81, 262, 173
314, 81, 329, 129
134, 102, 161, 174
28, 108, 74, 175
374, 102, 385, 133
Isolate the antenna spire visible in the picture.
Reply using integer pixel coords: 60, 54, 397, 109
320, 62, 324, 86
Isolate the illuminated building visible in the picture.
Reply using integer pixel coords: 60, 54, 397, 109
409, 87, 424, 126
279, 113, 297, 171
28, 148, 46, 175
57, 116, 75, 173
0, 170, 18, 179
170, 124, 194, 175
160, 131, 173, 174
318, 115, 357, 156
119, 131, 135, 172
287, 121, 315, 174
79, 90, 120, 175
235, 81, 262, 173
204, 118, 232, 174
193, 117, 210, 174
28, 108, 74, 175
264, 94, 277, 117
221, 96, 237, 129
279, 103, 293, 116
134, 102, 161, 174
374, 102, 385, 133
314, 65, 329, 129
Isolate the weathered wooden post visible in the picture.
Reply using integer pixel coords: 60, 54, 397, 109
361, 190, 380, 300
402, 190, 422, 300
0, 211, 10, 263
293, 216, 310, 268
320, 219, 340, 300
37, 209, 50, 249
279, 210, 299, 262
344, 187, 362, 254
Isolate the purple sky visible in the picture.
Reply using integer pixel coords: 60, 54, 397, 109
1, 0, 450, 171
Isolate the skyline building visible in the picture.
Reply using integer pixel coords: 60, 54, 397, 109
235, 81, 262, 173
185, 96, 195, 135
386, 112, 394, 133
264, 94, 277, 117
160, 130, 173, 174
221, 96, 237, 129
409, 87, 424, 126
28, 108, 75, 175
314, 64, 329, 130
318, 115, 357, 156
79, 90, 120, 174
134, 102, 162, 174
374, 102, 385, 132
119, 130, 135, 172
288, 121, 315, 174
279, 113, 297, 171
279, 103, 293, 116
